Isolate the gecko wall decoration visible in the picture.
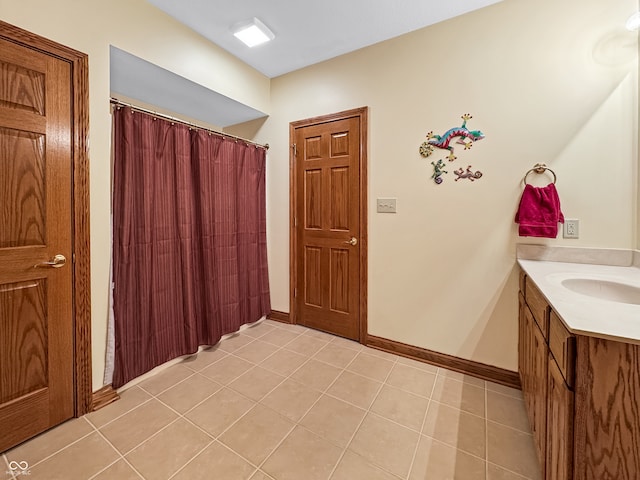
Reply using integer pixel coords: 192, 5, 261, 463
419, 114, 485, 185
453, 165, 483, 181
420, 114, 485, 162
431, 159, 448, 184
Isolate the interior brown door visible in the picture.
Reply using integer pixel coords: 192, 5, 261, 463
0, 37, 75, 452
291, 108, 367, 340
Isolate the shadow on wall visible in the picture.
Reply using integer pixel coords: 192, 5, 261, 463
458, 264, 519, 369
224, 116, 270, 141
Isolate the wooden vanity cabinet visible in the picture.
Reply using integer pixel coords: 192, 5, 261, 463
546, 353, 574, 480
519, 280, 549, 475
573, 336, 640, 479
519, 272, 573, 480
519, 269, 640, 480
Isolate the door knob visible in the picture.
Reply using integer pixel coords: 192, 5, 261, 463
34, 254, 67, 268
343, 237, 358, 246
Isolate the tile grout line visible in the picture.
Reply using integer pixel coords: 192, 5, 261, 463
434, 366, 489, 391
87, 393, 157, 430
486, 418, 535, 436
485, 385, 524, 400
157, 381, 224, 421
136, 369, 199, 398
268, 338, 359, 419
418, 434, 490, 464
9, 326, 286, 477
198, 336, 331, 465
176, 352, 269, 414
191, 325, 526, 479
405, 366, 440, 480
99, 377, 219, 464
406, 395, 534, 436
166, 323, 310, 422
266, 340, 352, 418
226, 343, 324, 407
268, 344, 437, 479
87, 427, 146, 480
325, 353, 401, 480
485, 381, 489, 479
242, 335, 366, 478
233, 336, 346, 475
210, 369, 308, 443
486, 460, 533, 480
2, 454, 15, 479
101, 414, 184, 457
248, 421, 298, 476
95, 329, 271, 432
150, 330, 314, 480
8, 416, 99, 472
291, 342, 368, 431
10, 320, 531, 480
150, 326, 365, 425
148, 395, 220, 443
96, 381, 222, 480
164, 439, 217, 480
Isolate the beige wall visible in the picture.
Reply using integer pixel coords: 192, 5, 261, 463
637, 0, 640, 250
1, 0, 637, 388
0, 0, 271, 390
237, 0, 639, 370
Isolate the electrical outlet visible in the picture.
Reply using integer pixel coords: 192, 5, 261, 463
377, 198, 397, 213
564, 219, 579, 239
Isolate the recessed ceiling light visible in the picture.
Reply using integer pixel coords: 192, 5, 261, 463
233, 18, 275, 47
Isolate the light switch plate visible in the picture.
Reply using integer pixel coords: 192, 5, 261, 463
377, 198, 397, 213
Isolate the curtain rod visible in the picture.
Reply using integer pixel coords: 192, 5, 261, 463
109, 98, 269, 150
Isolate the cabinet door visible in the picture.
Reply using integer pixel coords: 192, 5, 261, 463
532, 318, 548, 476
519, 298, 534, 430
546, 355, 574, 480
521, 298, 548, 479
518, 294, 527, 388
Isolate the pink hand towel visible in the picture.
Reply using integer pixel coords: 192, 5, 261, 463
515, 183, 564, 238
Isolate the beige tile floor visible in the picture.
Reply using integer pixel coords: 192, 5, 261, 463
2, 320, 541, 480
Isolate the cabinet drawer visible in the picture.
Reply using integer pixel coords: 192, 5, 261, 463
526, 280, 549, 339
549, 310, 576, 388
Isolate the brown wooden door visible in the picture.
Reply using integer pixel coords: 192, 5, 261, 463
546, 355, 574, 480
291, 109, 367, 340
0, 37, 74, 452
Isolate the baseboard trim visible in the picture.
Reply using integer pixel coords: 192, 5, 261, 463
91, 385, 120, 412
267, 310, 291, 324
366, 335, 521, 389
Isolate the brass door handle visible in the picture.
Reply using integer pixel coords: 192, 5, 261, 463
34, 254, 67, 268
343, 237, 358, 246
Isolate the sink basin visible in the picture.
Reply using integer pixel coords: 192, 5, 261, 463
561, 278, 640, 305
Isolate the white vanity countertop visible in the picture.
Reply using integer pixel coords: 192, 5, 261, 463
518, 259, 640, 345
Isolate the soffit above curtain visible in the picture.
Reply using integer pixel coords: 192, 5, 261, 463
110, 46, 268, 129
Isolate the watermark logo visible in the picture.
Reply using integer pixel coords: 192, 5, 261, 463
6, 460, 30, 476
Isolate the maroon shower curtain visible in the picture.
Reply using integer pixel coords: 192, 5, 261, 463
111, 107, 270, 388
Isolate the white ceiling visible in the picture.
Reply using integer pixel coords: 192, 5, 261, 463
148, 0, 503, 78
111, 0, 503, 128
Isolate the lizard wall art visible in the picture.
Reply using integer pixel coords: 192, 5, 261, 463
453, 165, 483, 181
431, 159, 448, 184
419, 114, 485, 161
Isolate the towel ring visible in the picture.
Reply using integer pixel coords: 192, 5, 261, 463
523, 163, 556, 185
